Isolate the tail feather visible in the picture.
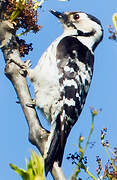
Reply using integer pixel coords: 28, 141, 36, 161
45, 134, 66, 175
45, 113, 72, 175
45, 114, 66, 175
45, 127, 60, 175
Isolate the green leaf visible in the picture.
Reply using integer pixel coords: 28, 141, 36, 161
10, 150, 45, 180
9, 163, 29, 180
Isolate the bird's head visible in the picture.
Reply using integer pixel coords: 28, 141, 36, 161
50, 10, 103, 51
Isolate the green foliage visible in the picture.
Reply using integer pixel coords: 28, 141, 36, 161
108, 13, 117, 40
10, 0, 25, 22
96, 128, 117, 179
9, 150, 46, 180
69, 108, 101, 180
4, 0, 43, 56
112, 13, 117, 33
5, 0, 42, 33
67, 107, 117, 180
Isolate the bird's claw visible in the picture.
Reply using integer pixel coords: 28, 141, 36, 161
18, 59, 32, 76
21, 59, 32, 70
26, 99, 36, 108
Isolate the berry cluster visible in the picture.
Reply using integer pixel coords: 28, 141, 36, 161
16, 38, 33, 57
6, 0, 41, 32
5, 0, 41, 56
67, 152, 87, 165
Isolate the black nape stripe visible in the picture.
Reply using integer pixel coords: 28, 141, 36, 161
87, 13, 102, 26
77, 29, 95, 37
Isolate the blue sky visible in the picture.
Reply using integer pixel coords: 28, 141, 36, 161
1, 0, 117, 179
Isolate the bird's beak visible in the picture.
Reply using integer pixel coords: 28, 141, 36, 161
50, 9, 68, 22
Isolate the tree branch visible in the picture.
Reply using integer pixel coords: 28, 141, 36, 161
2, 34, 48, 155
0, 1, 66, 179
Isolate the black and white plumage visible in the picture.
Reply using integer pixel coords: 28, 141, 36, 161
28, 10, 103, 174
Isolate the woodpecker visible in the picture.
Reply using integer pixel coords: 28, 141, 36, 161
27, 10, 103, 174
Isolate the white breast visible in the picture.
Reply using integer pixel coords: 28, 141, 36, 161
28, 37, 62, 121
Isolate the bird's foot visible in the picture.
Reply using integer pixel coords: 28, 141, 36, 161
19, 59, 31, 76
20, 59, 31, 69
7, 59, 32, 77
26, 99, 36, 108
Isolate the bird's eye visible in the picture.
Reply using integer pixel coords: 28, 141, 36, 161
73, 14, 80, 20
